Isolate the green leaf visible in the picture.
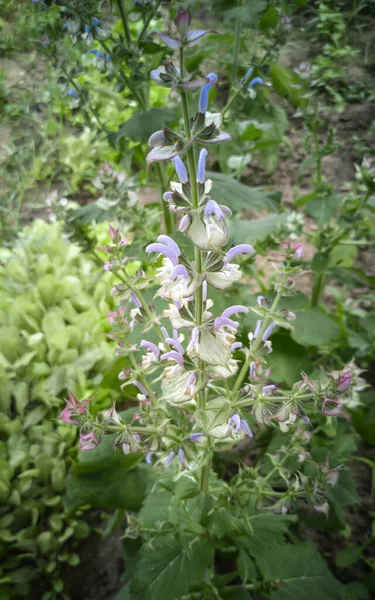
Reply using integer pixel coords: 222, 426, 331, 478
269, 64, 306, 107
335, 544, 363, 568
207, 172, 281, 213
256, 542, 344, 600
291, 308, 341, 347
237, 549, 258, 582
305, 194, 343, 224
345, 581, 370, 600
138, 490, 172, 526
241, 513, 296, 555
266, 332, 312, 386
129, 535, 212, 600
228, 214, 288, 244
109, 109, 176, 145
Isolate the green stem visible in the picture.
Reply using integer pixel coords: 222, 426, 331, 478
313, 128, 322, 186
311, 268, 328, 308
232, 20, 241, 82
262, 443, 293, 483
116, 0, 132, 48
137, 0, 162, 43
231, 288, 283, 396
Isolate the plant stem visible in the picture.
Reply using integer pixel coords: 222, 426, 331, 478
232, 20, 241, 82
231, 288, 283, 396
138, 0, 162, 43
313, 128, 322, 186
116, 0, 132, 48
179, 46, 208, 490
311, 267, 328, 308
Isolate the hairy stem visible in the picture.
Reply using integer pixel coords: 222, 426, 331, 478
231, 288, 283, 396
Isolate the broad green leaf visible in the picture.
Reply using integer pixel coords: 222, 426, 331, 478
269, 64, 306, 107
241, 513, 296, 555
237, 549, 258, 582
129, 535, 212, 600
335, 544, 362, 568
228, 214, 288, 244
207, 171, 281, 213
109, 109, 175, 145
138, 490, 172, 526
256, 542, 344, 600
306, 194, 343, 224
65, 463, 154, 511
266, 333, 312, 386
291, 308, 341, 347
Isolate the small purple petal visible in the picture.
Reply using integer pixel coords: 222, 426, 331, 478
231, 342, 243, 351
166, 338, 184, 355
153, 32, 181, 49
253, 320, 262, 339
172, 156, 188, 184
224, 244, 255, 263
197, 148, 208, 183
179, 214, 191, 232
140, 340, 160, 357
240, 420, 253, 438
219, 204, 232, 217
199, 83, 210, 114
178, 448, 186, 465
185, 30, 216, 47
262, 322, 276, 342
157, 235, 181, 257
146, 243, 178, 265
244, 67, 253, 81
229, 414, 241, 431
204, 199, 224, 220
130, 292, 142, 308
160, 351, 184, 365
262, 385, 277, 393
186, 372, 197, 388
190, 432, 205, 441
145, 452, 153, 464
243, 385, 250, 393
122, 442, 130, 455
134, 381, 148, 396
164, 451, 175, 467
149, 130, 166, 147
163, 191, 173, 202
169, 264, 189, 280
257, 295, 265, 306
248, 77, 263, 88
222, 305, 248, 319
214, 316, 238, 330
302, 416, 311, 425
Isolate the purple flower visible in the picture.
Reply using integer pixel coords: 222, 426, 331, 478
64, 88, 79, 98
92, 17, 101, 28
223, 244, 255, 263
240, 419, 253, 438
164, 451, 175, 468
262, 322, 276, 342
130, 291, 142, 308
253, 320, 262, 339
262, 385, 277, 393
222, 305, 248, 318
214, 316, 238, 330
199, 73, 218, 113
178, 448, 187, 466
257, 295, 265, 306
54, 392, 93, 425
145, 452, 153, 464
322, 396, 342, 417
146, 242, 179, 265
248, 77, 263, 89
174, 6, 192, 35
229, 413, 241, 431
249, 362, 256, 378
231, 342, 242, 351
157, 235, 181, 257
190, 432, 205, 442
133, 381, 148, 397
79, 432, 99, 451
163, 191, 173, 202
179, 214, 191, 232
160, 351, 184, 365
165, 337, 184, 354
204, 199, 225, 220
169, 265, 189, 280
197, 148, 208, 183
337, 372, 351, 393
140, 340, 160, 357
185, 372, 197, 395
172, 156, 188, 183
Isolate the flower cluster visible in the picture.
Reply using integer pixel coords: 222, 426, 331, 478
59, 7, 351, 514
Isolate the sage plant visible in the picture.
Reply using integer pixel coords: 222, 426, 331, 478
60, 7, 352, 597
